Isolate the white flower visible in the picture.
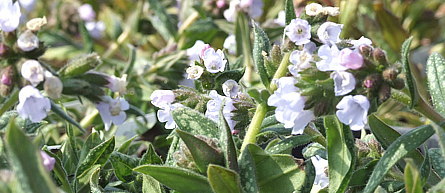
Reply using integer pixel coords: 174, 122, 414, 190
19, 0, 37, 11
304, 41, 317, 54
17, 30, 39, 52
223, 0, 238, 22
202, 48, 227, 73
223, 35, 237, 55
288, 49, 313, 77
85, 21, 105, 39
274, 11, 285, 26
26, 16, 47, 31
205, 90, 237, 131
331, 71, 356, 96
222, 79, 240, 98
305, 3, 323, 16
0, 0, 21, 32
157, 103, 183, 129
285, 19, 312, 46
322, 7, 340, 16
311, 155, 329, 188
21, 60, 45, 86
186, 65, 204, 80
17, 85, 51, 122
44, 72, 63, 99
240, 0, 263, 19
317, 22, 343, 45
150, 90, 175, 108
267, 77, 314, 134
336, 95, 370, 131
78, 4, 96, 22
96, 96, 130, 131
316, 44, 347, 72
350, 36, 373, 49
106, 74, 127, 94
186, 40, 207, 61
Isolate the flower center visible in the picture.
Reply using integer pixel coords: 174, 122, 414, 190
109, 101, 121, 116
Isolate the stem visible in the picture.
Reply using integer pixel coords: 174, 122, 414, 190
391, 89, 445, 123
240, 103, 268, 151
0, 89, 18, 115
304, 124, 327, 147
269, 52, 291, 92
238, 12, 254, 85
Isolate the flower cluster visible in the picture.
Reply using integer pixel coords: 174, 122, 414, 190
224, 0, 264, 22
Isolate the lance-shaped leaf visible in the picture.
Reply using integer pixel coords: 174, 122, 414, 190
89, 166, 103, 193
117, 135, 137, 154
374, 2, 408, 53
43, 149, 73, 193
134, 165, 213, 193
76, 137, 115, 178
110, 152, 139, 182
266, 134, 314, 154
5, 119, 59, 193
429, 148, 445, 178
284, 0, 296, 25
238, 145, 259, 193
252, 22, 271, 89
172, 107, 219, 138
299, 159, 315, 193
139, 143, 163, 165
363, 124, 435, 193
401, 37, 419, 108
146, 0, 177, 40
176, 129, 224, 173
142, 175, 163, 193
426, 53, 445, 116
218, 104, 238, 171
325, 115, 354, 193
207, 164, 242, 193
404, 159, 424, 193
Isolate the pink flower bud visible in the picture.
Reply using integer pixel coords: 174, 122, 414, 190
339, 48, 364, 70
40, 151, 55, 171
216, 0, 226, 8
1, 73, 11, 85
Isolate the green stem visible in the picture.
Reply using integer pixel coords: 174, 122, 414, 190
304, 125, 327, 147
237, 12, 254, 85
269, 52, 291, 92
241, 103, 268, 151
391, 89, 445, 123
0, 89, 18, 115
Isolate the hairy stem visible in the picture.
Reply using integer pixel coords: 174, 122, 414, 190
241, 103, 268, 151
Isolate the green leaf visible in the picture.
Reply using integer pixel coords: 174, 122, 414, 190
426, 53, 445, 116
179, 18, 219, 49
172, 107, 219, 138
214, 69, 244, 89
110, 152, 139, 182
299, 159, 315, 193
134, 165, 213, 193
429, 177, 445, 193
0, 89, 18, 116
218, 106, 238, 171
429, 148, 445, 178
349, 160, 378, 186
139, 143, 163, 165
246, 144, 306, 193
142, 175, 163, 193
432, 123, 445, 163
89, 166, 103, 193
252, 22, 271, 89
238, 145, 259, 193
420, 146, 431, 183
284, 0, 296, 25
79, 132, 102, 162
58, 53, 101, 78
324, 115, 354, 193
5, 119, 59, 193
76, 164, 101, 192
79, 21, 93, 52
43, 149, 73, 193
50, 101, 85, 133
176, 129, 224, 173
117, 135, 137, 154
207, 164, 242, 193
363, 124, 435, 193
76, 137, 115, 178
266, 134, 314, 154
401, 37, 419, 108
146, 0, 177, 40
404, 159, 424, 193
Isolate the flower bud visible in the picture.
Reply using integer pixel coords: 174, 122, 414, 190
21, 60, 45, 86
0, 44, 10, 58
60, 53, 102, 77
363, 74, 383, 90
26, 17, 47, 31
378, 84, 391, 103
391, 77, 405, 90
186, 65, 204, 80
77, 4, 96, 22
44, 73, 63, 99
17, 30, 39, 52
271, 44, 282, 66
0, 66, 15, 96
305, 3, 323, 16
40, 151, 56, 171
382, 67, 398, 81
372, 48, 388, 66
358, 44, 373, 58
222, 79, 240, 98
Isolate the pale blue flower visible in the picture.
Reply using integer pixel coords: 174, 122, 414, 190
85, 21, 105, 39
336, 95, 370, 131
285, 19, 311, 45
96, 96, 130, 130
0, 0, 21, 32
288, 49, 313, 77
331, 71, 356, 96
223, 35, 236, 55
78, 4, 96, 22
202, 48, 227, 73
311, 155, 329, 188
222, 79, 239, 98
186, 40, 207, 61
317, 22, 343, 45
17, 30, 39, 52
205, 90, 236, 131
157, 103, 183, 129
316, 44, 347, 72
17, 86, 51, 122
150, 90, 175, 108
21, 60, 45, 86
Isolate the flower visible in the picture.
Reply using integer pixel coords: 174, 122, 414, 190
351, 36, 373, 49
186, 65, 204, 80
222, 79, 240, 98
322, 7, 340, 16
240, 0, 264, 19
19, 0, 37, 11
331, 71, 356, 96
17, 86, 51, 122
157, 103, 183, 129
21, 60, 45, 86
305, 3, 323, 16
150, 90, 175, 108
336, 95, 370, 131
267, 77, 314, 134
339, 48, 364, 70
96, 96, 130, 131
44, 72, 63, 99
40, 151, 55, 171
223, 0, 238, 22
26, 16, 47, 31
223, 34, 237, 55
0, 0, 21, 32
285, 19, 311, 45
85, 21, 105, 39
311, 155, 329, 188
202, 48, 227, 73
186, 40, 207, 61
316, 45, 347, 72
317, 22, 343, 45
288, 49, 313, 77
78, 4, 96, 22
274, 10, 285, 26
205, 90, 236, 131
106, 74, 127, 94
17, 30, 39, 52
